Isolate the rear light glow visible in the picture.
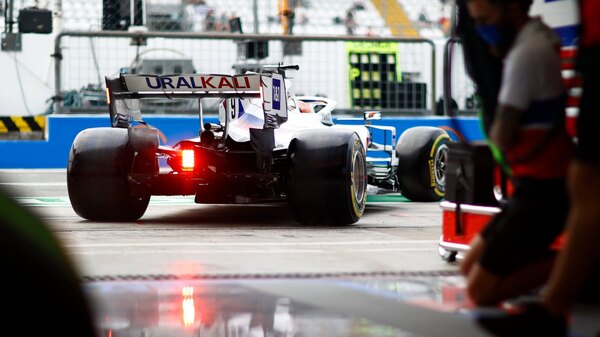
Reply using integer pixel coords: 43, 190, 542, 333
183, 298, 195, 327
182, 287, 195, 327
182, 286, 194, 297
181, 150, 195, 172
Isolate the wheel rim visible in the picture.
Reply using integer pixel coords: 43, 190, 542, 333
352, 149, 367, 205
434, 144, 449, 187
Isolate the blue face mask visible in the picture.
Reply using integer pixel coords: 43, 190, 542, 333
476, 24, 504, 46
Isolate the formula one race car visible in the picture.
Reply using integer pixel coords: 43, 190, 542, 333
67, 65, 450, 225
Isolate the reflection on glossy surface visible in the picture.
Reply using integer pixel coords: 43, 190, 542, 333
182, 286, 195, 327
84, 273, 481, 337
84, 273, 600, 337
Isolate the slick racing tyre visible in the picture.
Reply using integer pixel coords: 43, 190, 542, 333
396, 126, 451, 202
287, 129, 367, 225
67, 127, 155, 221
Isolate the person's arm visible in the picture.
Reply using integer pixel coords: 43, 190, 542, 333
489, 105, 524, 151
494, 46, 537, 151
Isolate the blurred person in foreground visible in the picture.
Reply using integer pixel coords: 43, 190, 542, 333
473, 1, 600, 336
0, 186, 97, 337
459, 0, 574, 314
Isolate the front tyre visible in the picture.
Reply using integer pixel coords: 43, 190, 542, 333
287, 129, 367, 225
67, 128, 152, 221
396, 126, 451, 202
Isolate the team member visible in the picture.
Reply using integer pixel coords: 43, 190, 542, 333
540, 0, 600, 317
460, 0, 574, 306
475, 1, 600, 336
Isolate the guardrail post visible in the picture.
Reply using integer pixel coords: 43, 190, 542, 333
53, 32, 64, 115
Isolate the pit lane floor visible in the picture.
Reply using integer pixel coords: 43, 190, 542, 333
2, 170, 599, 337
0, 169, 455, 277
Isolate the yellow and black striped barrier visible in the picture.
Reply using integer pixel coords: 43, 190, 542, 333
0, 116, 47, 139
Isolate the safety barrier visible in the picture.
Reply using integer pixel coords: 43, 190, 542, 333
0, 116, 47, 140
0, 115, 483, 169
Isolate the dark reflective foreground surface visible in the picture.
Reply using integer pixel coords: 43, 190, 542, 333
85, 273, 600, 337
84, 273, 489, 337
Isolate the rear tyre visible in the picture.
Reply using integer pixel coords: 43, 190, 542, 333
287, 129, 367, 225
67, 128, 153, 221
396, 126, 451, 202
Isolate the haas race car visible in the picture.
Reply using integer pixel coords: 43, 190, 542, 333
67, 65, 451, 225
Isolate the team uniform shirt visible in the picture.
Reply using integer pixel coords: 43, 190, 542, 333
498, 18, 574, 178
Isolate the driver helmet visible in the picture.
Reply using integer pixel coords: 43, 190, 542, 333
297, 100, 314, 113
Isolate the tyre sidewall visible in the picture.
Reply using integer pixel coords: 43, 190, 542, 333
429, 133, 450, 198
396, 127, 451, 201
344, 137, 367, 222
67, 128, 151, 221
287, 129, 366, 225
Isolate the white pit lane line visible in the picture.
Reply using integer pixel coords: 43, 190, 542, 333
65, 240, 439, 255
65, 240, 439, 248
68, 248, 436, 256
14, 195, 198, 206
0, 182, 67, 186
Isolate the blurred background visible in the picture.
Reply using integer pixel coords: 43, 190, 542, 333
2, 0, 473, 120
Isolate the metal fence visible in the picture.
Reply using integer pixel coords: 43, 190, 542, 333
53, 31, 437, 115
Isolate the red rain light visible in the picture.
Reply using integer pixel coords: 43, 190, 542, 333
181, 150, 195, 172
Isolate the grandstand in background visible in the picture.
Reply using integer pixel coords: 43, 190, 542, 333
1, 0, 448, 38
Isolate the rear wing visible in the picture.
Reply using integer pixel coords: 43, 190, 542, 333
105, 73, 288, 129
106, 74, 262, 100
